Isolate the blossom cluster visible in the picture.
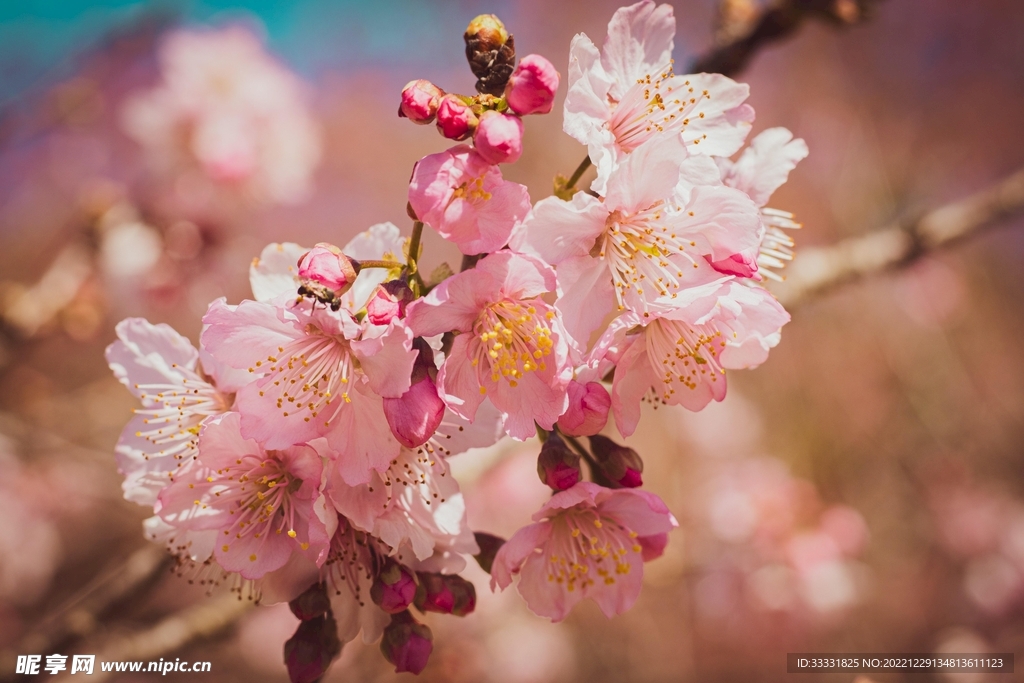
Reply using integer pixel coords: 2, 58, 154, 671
105, 2, 805, 679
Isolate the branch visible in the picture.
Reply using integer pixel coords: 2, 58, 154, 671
774, 167, 1024, 308
690, 0, 879, 76
54, 592, 254, 683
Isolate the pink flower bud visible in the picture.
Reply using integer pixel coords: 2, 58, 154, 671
399, 79, 445, 124
505, 54, 559, 115
436, 95, 478, 141
557, 380, 611, 437
537, 433, 581, 491
366, 280, 414, 326
297, 243, 357, 295
414, 573, 476, 617
382, 342, 445, 448
284, 613, 342, 683
473, 111, 523, 164
371, 561, 418, 614
588, 434, 644, 488
473, 532, 505, 574
380, 611, 433, 675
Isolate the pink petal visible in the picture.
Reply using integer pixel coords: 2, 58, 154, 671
510, 193, 606, 265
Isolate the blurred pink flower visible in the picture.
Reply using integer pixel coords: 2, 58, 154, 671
406, 251, 573, 440
121, 25, 321, 206
491, 481, 677, 621
563, 0, 753, 192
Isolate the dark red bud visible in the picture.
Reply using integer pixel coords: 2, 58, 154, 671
380, 611, 433, 675
473, 532, 506, 574
414, 573, 476, 617
284, 612, 342, 683
587, 434, 644, 488
537, 432, 581, 491
288, 582, 331, 621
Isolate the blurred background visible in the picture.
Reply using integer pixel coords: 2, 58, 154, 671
1, 0, 1023, 681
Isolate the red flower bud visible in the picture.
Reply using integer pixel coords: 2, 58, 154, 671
505, 54, 559, 115
383, 341, 445, 448
557, 380, 610, 437
380, 611, 433, 675
436, 94, 478, 141
370, 560, 417, 614
537, 432, 582, 491
473, 111, 524, 164
587, 434, 644, 488
414, 573, 476, 617
288, 582, 331, 621
366, 279, 414, 326
283, 613, 342, 683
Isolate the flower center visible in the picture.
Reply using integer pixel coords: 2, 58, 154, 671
133, 365, 229, 467
644, 317, 726, 401
599, 207, 700, 314
607, 66, 712, 153
546, 509, 642, 591
209, 454, 305, 551
373, 448, 448, 509
248, 324, 356, 428
472, 300, 555, 389
450, 174, 492, 205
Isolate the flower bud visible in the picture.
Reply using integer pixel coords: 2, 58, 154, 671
366, 279, 414, 326
414, 573, 476, 617
399, 79, 444, 124
297, 243, 357, 295
473, 532, 506, 574
284, 613, 342, 683
464, 14, 516, 96
505, 54, 560, 115
537, 432, 581, 491
370, 560, 417, 614
473, 111, 524, 165
557, 380, 611, 437
288, 582, 331, 621
380, 611, 433, 675
587, 434, 644, 488
435, 94, 479, 141
382, 345, 445, 448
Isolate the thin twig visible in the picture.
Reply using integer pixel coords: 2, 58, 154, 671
774, 167, 1024, 308
53, 592, 254, 683
691, 0, 878, 77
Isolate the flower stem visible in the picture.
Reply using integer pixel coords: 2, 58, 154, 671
407, 221, 424, 274
356, 259, 404, 270
558, 429, 599, 472
566, 155, 592, 190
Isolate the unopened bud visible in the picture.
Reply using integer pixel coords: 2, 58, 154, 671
587, 434, 644, 488
505, 54, 559, 115
435, 94, 479, 141
284, 613, 342, 683
288, 582, 331, 621
473, 111, 524, 165
414, 573, 476, 617
383, 341, 445, 448
399, 79, 445, 124
473, 532, 506, 574
380, 611, 433, 675
464, 14, 516, 96
297, 243, 357, 295
370, 560, 417, 614
366, 279, 414, 326
537, 433, 581, 491
557, 380, 610, 437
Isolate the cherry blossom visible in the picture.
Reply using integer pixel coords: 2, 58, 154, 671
408, 146, 531, 255
562, 0, 753, 192
406, 251, 573, 439
491, 481, 677, 621
156, 413, 335, 579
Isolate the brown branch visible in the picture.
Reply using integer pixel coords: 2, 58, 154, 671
691, 0, 879, 76
54, 591, 254, 683
774, 167, 1024, 308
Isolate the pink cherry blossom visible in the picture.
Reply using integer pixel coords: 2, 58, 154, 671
408, 145, 531, 255
406, 251, 573, 440
505, 54, 560, 116
491, 481, 677, 621
563, 0, 754, 193
121, 25, 321, 205
511, 135, 762, 344
607, 267, 789, 435
106, 318, 241, 508
156, 413, 335, 579
399, 79, 445, 124
473, 111, 524, 165
435, 95, 478, 140
200, 295, 415, 486
717, 127, 809, 280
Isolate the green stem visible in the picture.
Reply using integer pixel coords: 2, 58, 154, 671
559, 429, 599, 472
566, 155, 592, 190
407, 221, 424, 274
356, 259, 404, 271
